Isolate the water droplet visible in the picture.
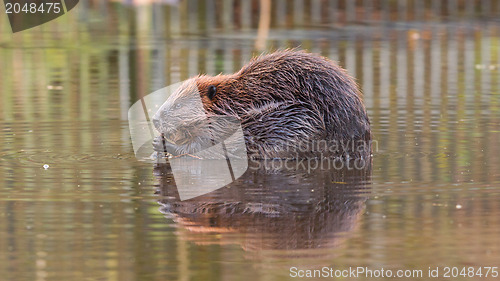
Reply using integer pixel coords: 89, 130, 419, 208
43, 164, 49, 170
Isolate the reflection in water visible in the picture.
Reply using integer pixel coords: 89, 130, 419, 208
154, 160, 371, 260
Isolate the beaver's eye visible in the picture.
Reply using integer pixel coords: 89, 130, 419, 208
208, 85, 217, 100
174, 103, 182, 109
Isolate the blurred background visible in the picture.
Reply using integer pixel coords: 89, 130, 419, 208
0, 1, 500, 280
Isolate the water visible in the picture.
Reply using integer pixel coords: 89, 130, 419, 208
1, 1, 500, 280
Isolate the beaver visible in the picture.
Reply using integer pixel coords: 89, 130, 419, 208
152, 50, 371, 160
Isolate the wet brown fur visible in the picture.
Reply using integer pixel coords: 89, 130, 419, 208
154, 50, 371, 159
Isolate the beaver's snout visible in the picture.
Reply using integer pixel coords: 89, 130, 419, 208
152, 113, 174, 134
152, 118, 161, 131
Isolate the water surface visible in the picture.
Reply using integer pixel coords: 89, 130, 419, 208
1, 1, 500, 280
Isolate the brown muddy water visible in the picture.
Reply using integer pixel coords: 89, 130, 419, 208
1, 1, 500, 281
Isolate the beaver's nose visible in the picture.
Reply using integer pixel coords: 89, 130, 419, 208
152, 117, 161, 130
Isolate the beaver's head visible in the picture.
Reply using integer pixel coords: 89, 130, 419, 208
152, 75, 240, 156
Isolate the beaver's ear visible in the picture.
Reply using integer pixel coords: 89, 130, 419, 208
208, 85, 217, 100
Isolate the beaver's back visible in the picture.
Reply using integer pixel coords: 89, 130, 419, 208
225, 50, 371, 159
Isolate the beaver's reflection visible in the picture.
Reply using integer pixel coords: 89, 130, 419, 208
154, 159, 371, 258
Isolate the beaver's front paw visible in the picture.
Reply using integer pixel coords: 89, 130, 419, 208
152, 135, 180, 156
152, 135, 166, 152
